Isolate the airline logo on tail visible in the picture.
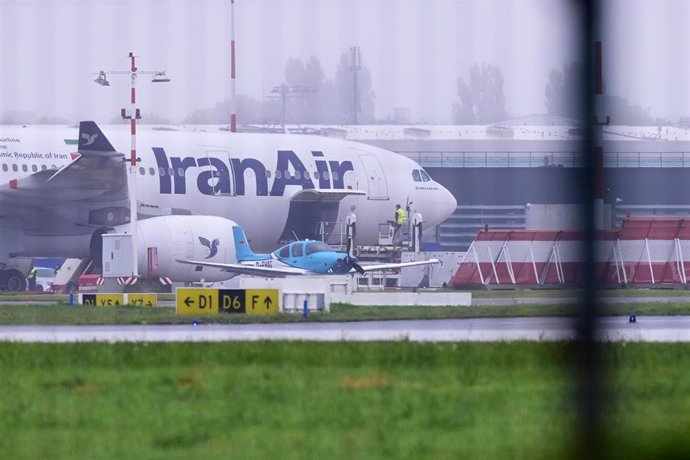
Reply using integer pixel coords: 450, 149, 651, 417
80, 132, 98, 147
153, 148, 354, 197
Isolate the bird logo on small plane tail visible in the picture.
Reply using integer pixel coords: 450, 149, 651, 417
198, 237, 220, 258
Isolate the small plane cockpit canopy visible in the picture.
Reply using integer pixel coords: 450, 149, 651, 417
412, 169, 431, 182
275, 240, 333, 259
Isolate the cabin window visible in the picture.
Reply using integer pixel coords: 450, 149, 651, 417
149, 167, 155, 176
285, 170, 292, 179
31, 165, 38, 172
1, 164, 7, 172
323, 171, 330, 180
41, 165, 47, 171
306, 241, 331, 255
177, 167, 185, 177
278, 246, 290, 258
420, 170, 431, 182
139, 167, 145, 175
294, 170, 301, 179
265, 170, 272, 179
51, 165, 57, 169
21, 164, 27, 172
275, 170, 282, 179
303, 171, 310, 179
291, 243, 303, 257
412, 169, 422, 182
332, 171, 339, 181
159, 167, 165, 176
168, 168, 175, 177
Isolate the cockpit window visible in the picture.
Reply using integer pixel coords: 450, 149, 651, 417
412, 169, 422, 182
291, 243, 303, 257
278, 246, 290, 258
305, 241, 332, 255
420, 170, 431, 182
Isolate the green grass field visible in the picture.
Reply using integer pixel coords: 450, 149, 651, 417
1, 342, 689, 459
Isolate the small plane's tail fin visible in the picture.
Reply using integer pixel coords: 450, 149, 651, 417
233, 226, 267, 261
78, 121, 117, 153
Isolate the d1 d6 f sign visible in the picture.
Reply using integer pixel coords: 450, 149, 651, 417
176, 288, 279, 315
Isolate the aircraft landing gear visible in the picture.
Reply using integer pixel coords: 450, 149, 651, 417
0, 269, 28, 292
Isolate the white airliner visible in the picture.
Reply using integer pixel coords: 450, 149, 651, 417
0, 121, 456, 287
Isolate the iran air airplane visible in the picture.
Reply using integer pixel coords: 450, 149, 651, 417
0, 121, 456, 287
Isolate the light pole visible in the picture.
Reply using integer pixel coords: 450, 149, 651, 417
94, 52, 170, 277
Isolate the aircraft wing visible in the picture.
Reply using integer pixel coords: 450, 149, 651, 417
353, 258, 441, 273
176, 259, 309, 278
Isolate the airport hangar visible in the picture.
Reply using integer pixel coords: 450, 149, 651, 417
358, 134, 690, 253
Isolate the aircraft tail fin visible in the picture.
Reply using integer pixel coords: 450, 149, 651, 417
232, 226, 267, 261
78, 121, 117, 153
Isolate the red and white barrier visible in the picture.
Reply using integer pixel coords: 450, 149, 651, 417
451, 217, 690, 288
452, 229, 606, 287
604, 218, 690, 285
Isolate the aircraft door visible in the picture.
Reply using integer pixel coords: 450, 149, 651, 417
358, 154, 389, 200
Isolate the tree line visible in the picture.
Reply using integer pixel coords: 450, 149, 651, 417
185, 51, 375, 125
453, 61, 670, 126
187, 56, 669, 126
0, 55, 671, 126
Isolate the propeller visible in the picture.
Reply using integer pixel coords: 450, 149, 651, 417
345, 256, 366, 275
351, 261, 365, 275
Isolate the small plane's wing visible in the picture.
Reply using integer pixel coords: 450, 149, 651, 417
352, 258, 441, 273
177, 258, 441, 278
176, 259, 308, 278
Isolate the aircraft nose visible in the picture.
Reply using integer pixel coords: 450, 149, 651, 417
438, 186, 457, 223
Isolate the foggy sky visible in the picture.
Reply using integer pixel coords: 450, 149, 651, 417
0, 0, 686, 124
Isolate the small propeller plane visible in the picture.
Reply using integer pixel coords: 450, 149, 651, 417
176, 226, 440, 278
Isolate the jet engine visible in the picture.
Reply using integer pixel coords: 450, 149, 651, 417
108, 215, 239, 282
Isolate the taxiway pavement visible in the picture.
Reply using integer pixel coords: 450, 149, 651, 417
1, 316, 689, 342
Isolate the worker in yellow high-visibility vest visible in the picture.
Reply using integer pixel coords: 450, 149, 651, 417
394, 204, 408, 245
27, 266, 37, 291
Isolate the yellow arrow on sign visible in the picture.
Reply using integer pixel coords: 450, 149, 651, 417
176, 288, 219, 315
128, 293, 157, 307
246, 289, 279, 315
95, 294, 125, 307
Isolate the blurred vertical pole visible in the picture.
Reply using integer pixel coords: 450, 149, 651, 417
577, 0, 603, 458
350, 47, 361, 124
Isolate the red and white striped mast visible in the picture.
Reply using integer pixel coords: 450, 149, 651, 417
127, 51, 140, 276
230, 0, 237, 132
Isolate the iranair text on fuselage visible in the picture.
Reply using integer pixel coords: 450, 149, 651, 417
153, 148, 354, 197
